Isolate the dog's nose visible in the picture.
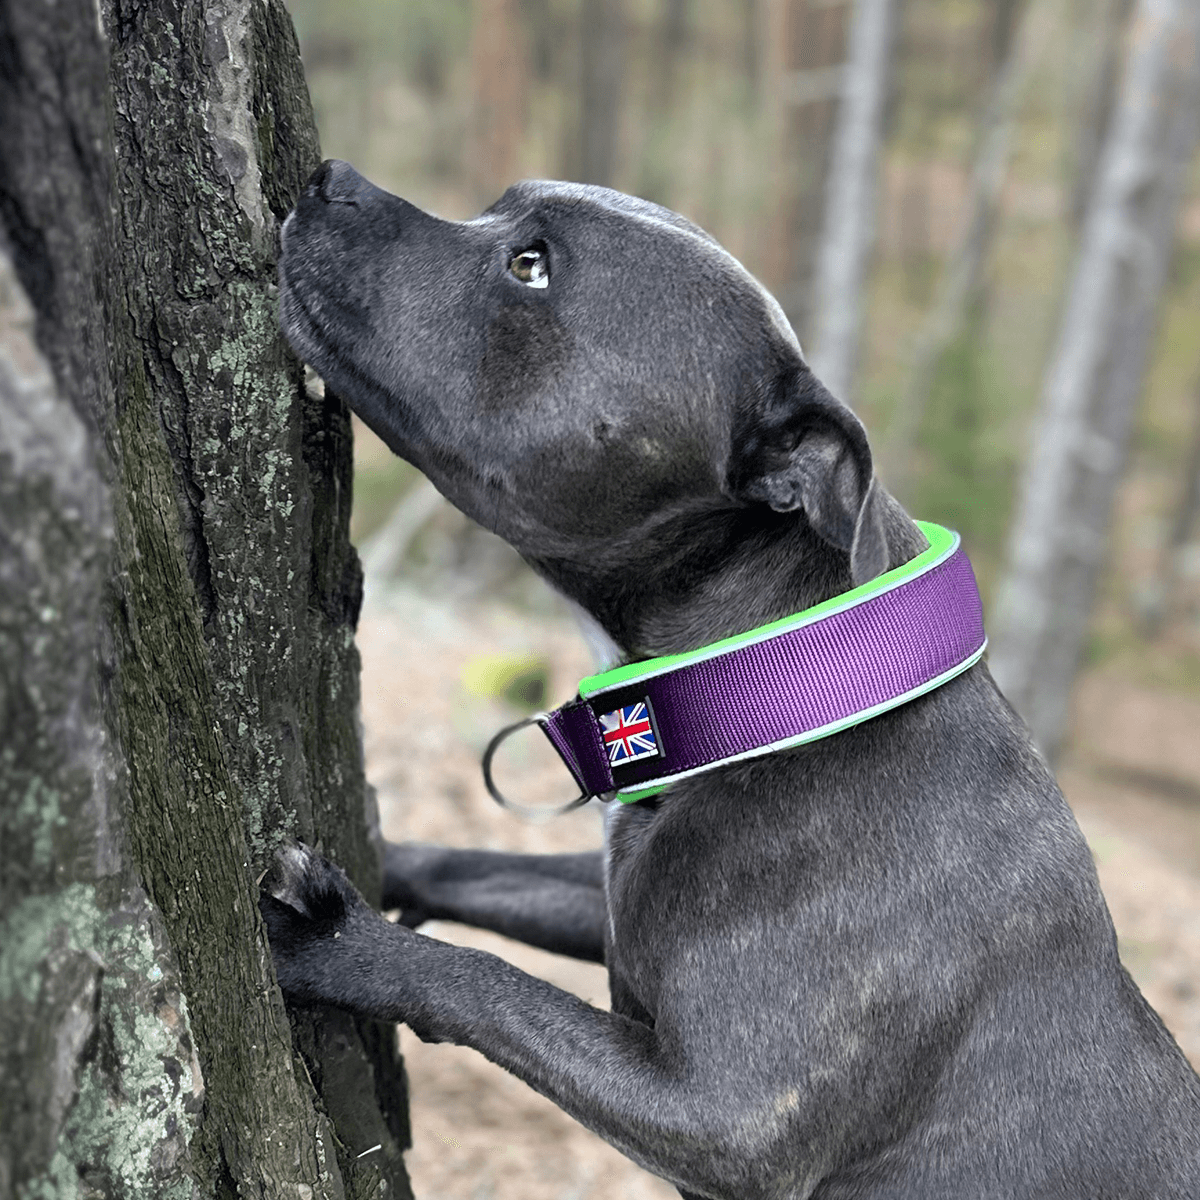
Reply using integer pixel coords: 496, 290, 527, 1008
308, 159, 366, 206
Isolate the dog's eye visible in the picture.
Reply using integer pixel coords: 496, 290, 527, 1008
509, 246, 549, 289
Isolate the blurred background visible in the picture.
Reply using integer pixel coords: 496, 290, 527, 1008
284, 1, 1200, 1195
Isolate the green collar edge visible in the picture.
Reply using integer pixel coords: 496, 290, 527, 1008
578, 520, 957, 701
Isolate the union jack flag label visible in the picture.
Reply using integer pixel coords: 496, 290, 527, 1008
599, 700, 661, 767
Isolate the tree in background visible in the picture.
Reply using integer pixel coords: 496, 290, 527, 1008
1145, 379, 1200, 635
767, 0, 851, 340
0, 1, 411, 1195
883, 0, 1041, 497
469, 0, 528, 203
634, 0, 694, 203
808, 0, 899, 402
989, 0, 1200, 759
1067, 0, 1133, 233
576, 0, 629, 186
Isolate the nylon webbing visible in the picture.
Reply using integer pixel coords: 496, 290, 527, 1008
528, 522, 986, 804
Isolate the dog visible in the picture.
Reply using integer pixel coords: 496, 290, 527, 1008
267, 159, 1200, 1199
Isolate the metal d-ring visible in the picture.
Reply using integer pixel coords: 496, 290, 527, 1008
481, 713, 593, 817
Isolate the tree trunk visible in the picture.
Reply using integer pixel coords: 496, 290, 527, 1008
575, 0, 628, 186
1068, 0, 1132, 232
988, 0, 1023, 75
653, 0, 691, 110
0, 233, 129, 1200
633, 0, 692, 203
0, 1, 413, 1196
807, 0, 899, 403
883, 0, 1046, 497
770, 0, 851, 338
469, 0, 528, 204
988, 0, 1200, 760
1143, 377, 1200, 635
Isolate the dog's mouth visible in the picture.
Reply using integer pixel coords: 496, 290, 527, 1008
278, 199, 368, 367
277, 255, 428, 467
278, 264, 343, 386
277, 261, 317, 359
277, 260, 337, 375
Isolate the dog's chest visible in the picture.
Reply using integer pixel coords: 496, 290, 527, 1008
601, 798, 657, 913
601, 799, 673, 1013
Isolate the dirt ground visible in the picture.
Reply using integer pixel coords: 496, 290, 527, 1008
359, 584, 1200, 1200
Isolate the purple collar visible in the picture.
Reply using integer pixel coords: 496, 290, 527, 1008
483, 522, 986, 811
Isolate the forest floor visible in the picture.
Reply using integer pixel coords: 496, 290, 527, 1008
360, 582, 1200, 1200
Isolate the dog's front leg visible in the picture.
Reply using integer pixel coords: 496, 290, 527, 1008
262, 846, 774, 1200
381, 843, 606, 962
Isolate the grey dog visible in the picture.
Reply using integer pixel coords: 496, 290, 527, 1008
267, 160, 1200, 1199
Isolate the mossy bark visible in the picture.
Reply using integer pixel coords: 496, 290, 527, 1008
0, 2, 412, 1197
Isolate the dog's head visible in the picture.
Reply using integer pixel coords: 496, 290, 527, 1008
280, 162, 902, 636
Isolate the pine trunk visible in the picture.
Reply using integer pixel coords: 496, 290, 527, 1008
807, 0, 898, 403
988, 0, 1200, 760
883, 0, 1048, 495
0, 1, 413, 1196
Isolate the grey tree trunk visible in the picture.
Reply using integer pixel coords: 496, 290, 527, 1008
0, 1, 413, 1196
988, 0, 1200, 760
883, 0, 1047, 496
770, 0, 850, 340
1143, 378, 1200, 635
1068, 0, 1133, 232
807, 0, 898, 403
0, 232, 126, 1200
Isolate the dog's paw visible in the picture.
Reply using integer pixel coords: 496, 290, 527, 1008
380, 842, 446, 927
259, 844, 381, 1005
262, 843, 365, 922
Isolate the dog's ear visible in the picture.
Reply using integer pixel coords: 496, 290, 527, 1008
726, 361, 889, 585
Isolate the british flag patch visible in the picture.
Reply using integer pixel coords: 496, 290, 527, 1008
599, 700, 661, 767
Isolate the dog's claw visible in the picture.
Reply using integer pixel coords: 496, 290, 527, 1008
259, 843, 383, 1002
263, 843, 321, 917
262, 842, 367, 922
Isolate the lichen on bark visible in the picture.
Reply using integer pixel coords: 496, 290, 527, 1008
0, 235, 201, 1199
0, 0, 412, 1195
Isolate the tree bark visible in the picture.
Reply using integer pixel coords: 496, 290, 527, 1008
988, 0, 1200, 760
0, 231, 132, 1200
807, 0, 899, 403
0, 1, 413, 1196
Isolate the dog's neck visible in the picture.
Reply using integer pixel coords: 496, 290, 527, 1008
536, 490, 926, 662
628, 518, 853, 659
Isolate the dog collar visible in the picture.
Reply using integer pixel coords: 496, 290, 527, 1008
483, 522, 986, 810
